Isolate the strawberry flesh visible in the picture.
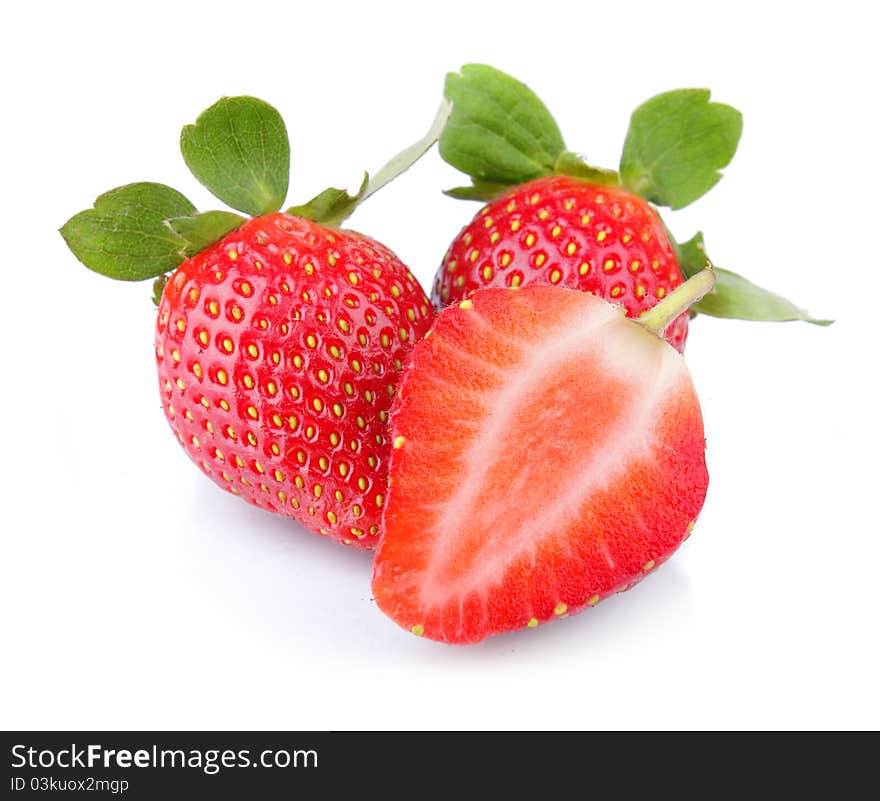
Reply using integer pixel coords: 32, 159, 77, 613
373, 285, 707, 642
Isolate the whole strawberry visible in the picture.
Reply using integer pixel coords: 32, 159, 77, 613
434, 65, 829, 340
61, 96, 446, 548
435, 175, 690, 351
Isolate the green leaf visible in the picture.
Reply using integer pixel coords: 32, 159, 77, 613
674, 232, 831, 325
363, 99, 452, 201
620, 89, 742, 210
152, 274, 170, 307
439, 64, 566, 186
695, 267, 832, 325
674, 231, 711, 278
60, 182, 194, 281
554, 151, 620, 186
288, 173, 369, 227
180, 96, 290, 216
443, 179, 511, 202
166, 210, 246, 258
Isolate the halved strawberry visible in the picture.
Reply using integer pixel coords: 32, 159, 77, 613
372, 271, 715, 643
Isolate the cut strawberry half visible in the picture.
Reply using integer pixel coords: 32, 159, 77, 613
372, 274, 713, 644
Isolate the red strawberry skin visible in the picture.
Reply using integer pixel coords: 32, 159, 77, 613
373, 285, 707, 643
433, 175, 690, 352
156, 213, 434, 548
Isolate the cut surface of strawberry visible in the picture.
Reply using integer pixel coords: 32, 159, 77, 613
372, 283, 709, 643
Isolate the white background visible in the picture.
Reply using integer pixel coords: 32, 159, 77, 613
2, 1, 877, 730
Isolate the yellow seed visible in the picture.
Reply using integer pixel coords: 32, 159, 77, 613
459, 299, 473, 310
630, 259, 641, 272
246, 344, 258, 358
510, 220, 521, 232
247, 406, 258, 419
332, 403, 343, 417
393, 435, 406, 449
588, 594, 600, 606
221, 338, 234, 353
597, 230, 607, 243
603, 259, 616, 272
524, 233, 536, 247
208, 300, 219, 316
527, 618, 539, 628
500, 252, 512, 268
175, 319, 186, 333
216, 369, 228, 385
314, 484, 323, 498
622, 233, 632, 244
266, 380, 277, 396
312, 398, 324, 412
192, 363, 202, 379
327, 511, 338, 525
274, 469, 284, 482
566, 242, 577, 256
270, 443, 281, 456
579, 262, 591, 275
175, 378, 186, 391
375, 494, 383, 507
490, 232, 500, 244
534, 253, 546, 268
246, 432, 257, 446
411, 624, 425, 636
550, 225, 562, 238
581, 214, 591, 225
549, 269, 562, 284
636, 284, 646, 298
219, 399, 230, 411
231, 305, 243, 321
510, 273, 522, 288
554, 602, 568, 616
610, 286, 622, 298
198, 330, 209, 346
243, 374, 255, 389
656, 287, 666, 299
271, 413, 282, 427
317, 369, 329, 384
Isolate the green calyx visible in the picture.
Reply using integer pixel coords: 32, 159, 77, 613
61, 95, 451, 299
438, 63, 830, 327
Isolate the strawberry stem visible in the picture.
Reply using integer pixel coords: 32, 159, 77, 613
638, 266, 717, 338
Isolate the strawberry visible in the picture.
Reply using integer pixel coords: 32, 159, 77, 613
372, 269, 716, 643
434, 65, 828, 339
61, 96, 448, 548
434, 174, 690, 351
155, 213, 432, 547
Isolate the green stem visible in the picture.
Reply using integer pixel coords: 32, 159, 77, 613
638, 267, 716, 337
